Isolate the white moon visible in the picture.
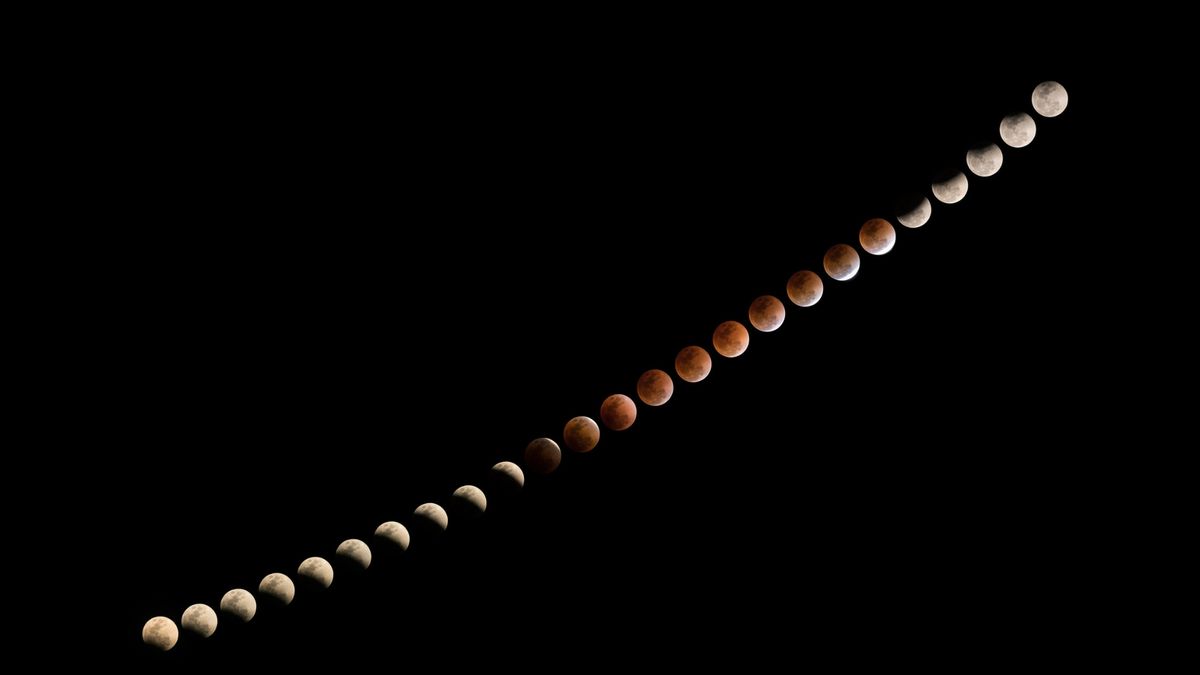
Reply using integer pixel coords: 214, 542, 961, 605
999, 112, 1036, 148
931, 171, 969, 204
823, 244, 861, 281
220, 588, 256, 622
181, 603, 217, 638
859, 218, 896, 255
452, 484, 488, 518
258, 573, 295, 605
142, 616, 179, 651
298, 556, 334, 587
491, 461, 525, 489
414, 502, 449, 531
1032, 81, 1068, 117
897, 195, 931, 228
966, 143, 1003, 177
375, 521, 411, 550
786, 270, 823, 307
336, 539, 372, 569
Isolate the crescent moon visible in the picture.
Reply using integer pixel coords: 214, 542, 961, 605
298, 556, 335, 587
374, 521, 411, 550
897, 195, 931, 229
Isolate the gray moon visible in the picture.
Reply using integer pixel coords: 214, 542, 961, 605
259, 573, 295, 605
966, 143, 1003, 177
142, 616, 179, 651
490, 460, 525, 488
336, 539, 372, 568
220, 588, 256, 622
999, 112, 1036, 148
414, 502, 450, 530
1032, 81, 1068, 117
748, 295, 786, 332
524, 437, 563, 474
298, 556, 335, 587
823, 244, 861, 281
859, 218, 896, 255
786, 270, 823, 307
931, 171, 969, 204
181, 603, 217, 638
897, 195, 931, 228
452, 485, 488, 518
375, 521, 411, 550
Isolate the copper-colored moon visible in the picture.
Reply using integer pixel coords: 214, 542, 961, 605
636, 369, 674, 406
823, 244, 861, 281
562, 416, 599, 453
859, 218, 896, 255
675, 346, 712, 383
525, 437, 562, 474
712, 320, 749, 358
748, 295, 785, 332
600, 394, 637, 431
786, 270, 824, 307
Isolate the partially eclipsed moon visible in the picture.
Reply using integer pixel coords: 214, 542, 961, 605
786, 270, 823, 307
142, 616, 179, 651
1032, 81, 1068, 117
999, 112, 1036, 148
181, 603, 217, 638
859, 218, 896, 255
451, 485, 487, 518
298, 556, 334, 587
675, 346, 712, 383
713, 320, 749, 358
337, 538, 373, 569
897, 195, 931, 229
966, 143, 1003, 177
748, 295, 785, 332
636, 369, 674, 406
259, 573, 295, 605
375, 521, 411, 550
563, 416, 600, 453
600, 394, 637, 431
413, 502, 450, 530
220, 588, 256, 622
490, 461, 526, 488
931, 171, 969, 204
524, 437, 562, 474
823, 244, 861, 281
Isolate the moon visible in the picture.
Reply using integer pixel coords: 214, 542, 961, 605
674, 345, 712, 383
636, 369, 674, 406
259, 573, 295, 605
220, 588, 256, 622
298, 556, 335, 587
374, 521, 411, 550
712, 320, 749, 357
931, 171, 969, 204
786, 270, 823, 307
524, 437, 562, 474
966, 143, 1003, 177
336, 539, 372, 568
181, 603, 217, 638
142, 616, 179, 651
823, 244, 861, 281
451, 485, 487, 518
999, 112, 1036, 148
859, 218, 896, 255
1032, 81, 1068, 117
600, 394, 637, 431
562, 416, 599, 453
491, 460, 525, 488
748, 295, 785, 332
897, 195, 931, 228
413, 502, 450, 530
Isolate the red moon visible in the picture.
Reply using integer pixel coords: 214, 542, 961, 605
859, 218, 896, 255
562, 416, 600, 453
600, 394, 637, 431
524, 437, 562, 474
636, 369, 674, 406
675, 346, 712, 383
748, 295, 786, 332
713, 320, 749, 358
786, 270, 824, 307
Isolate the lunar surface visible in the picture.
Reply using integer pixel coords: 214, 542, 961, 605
675, 345, 712, 383
142, 616, 179, 651
525, 437, 562, 474
375, 521, 411, 550
298, 556, 335, 587
490, 461, 525, 489
337, 538, 373, 568
562, 416, 600, 453
748, 295, 785, 332
999, 112, 1036, 148
859, 218, 896, 255
931, 171, 969, 204
966, 143, 1003, 177
600, 394, 637, 431
220, 588, 256, 622
823, 244, 861, 281
452, 485, 488, 518
636, 369, 674, 406
713, 320, 749, 357
259, 573, 295, 605
786, 270, 824, 307
1032, 81, 1068, 117
413, 502, 450, 530
181, 603, 217, 638
897, 195, 931, 228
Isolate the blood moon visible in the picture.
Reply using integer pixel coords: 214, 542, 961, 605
600, 394, 637, 431
637, 369, 674, 406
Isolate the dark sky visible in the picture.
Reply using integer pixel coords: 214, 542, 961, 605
90, 38, 1115, 667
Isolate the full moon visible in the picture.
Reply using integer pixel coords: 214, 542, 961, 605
452, 485, 487, 518
748, 295, 785, 332
259, 573, 295, 605
525, 437, 562, 474
786, 270, 823, 307
931, 171, 969, 204
999, 112, 1036, 148
220, 588, 256, 622
562, 416, 600, 453
636, 369, 674, 406
298, 556, 335, 587
675, 346, 712, 383
142, 616, 179, 651
823, 244, 861, 281
600, 394, 637, 431
375, 521, 411, 550
1032, 81, 1068, 117
181, 603, 217, 638
413, 502, 450, 530
713, 320, 749, 357
966, 143, 1004, 177
897, 195, 931, 228
491, 460, 526, 488
859, 218, 896, 255
337, 539, 373, 569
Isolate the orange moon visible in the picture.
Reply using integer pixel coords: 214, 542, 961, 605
823, 244, 861, 281
562, 416, 600, 453
786, 270, 824, 307
713, 320, 749, 358
524, 437, 562, 474
748, 295, 785, 332
859, 218, 896, 255
600, 394, 637, 431
675, 346, 712, 383
637, 369, 674, 406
